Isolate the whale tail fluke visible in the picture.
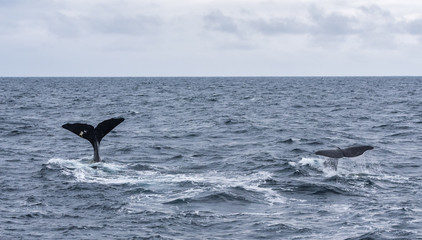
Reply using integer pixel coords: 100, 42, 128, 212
315, 148, 343, 158
62, 117, 124, 162
342, 145, 374, 158
62, 118, 124, 144
62, 123, 96, 144
94, 118, 125, 142
316, 145, 374, 170
315, 145, 374, 159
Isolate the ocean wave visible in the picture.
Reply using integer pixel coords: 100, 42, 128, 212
164, 191, 253, 205
290, 182, 354, 196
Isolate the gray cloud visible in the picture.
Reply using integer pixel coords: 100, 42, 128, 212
405, 18, 422, 35
205, 4, 422, 50
255, 8, 356, 36
88, 14, 160, 36
0, 1, 162, 39
203, 10, 239, 34
248, 6, 366, 37
250, 17, 310, 35
359, 4, 393, 18
44, 13, 83, 38
308, 6, 358, 36
0, 0, 36, 7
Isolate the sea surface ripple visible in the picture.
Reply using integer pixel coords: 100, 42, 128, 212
0, 77, 421, 239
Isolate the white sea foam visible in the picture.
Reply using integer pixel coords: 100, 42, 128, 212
298, 156, 384, 178
48, 158, 285, 204
47, 157, 147, 185
144, 170, 286, 205
298, 157, 331, 176
298, 157, 324, 168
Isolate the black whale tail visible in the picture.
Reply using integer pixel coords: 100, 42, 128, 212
62, 118, 124, 162
315, 145, 374, 171
342, 145, 374, 158
315, 145, 374, 159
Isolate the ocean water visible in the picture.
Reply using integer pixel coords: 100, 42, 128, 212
0, 77, 421, 239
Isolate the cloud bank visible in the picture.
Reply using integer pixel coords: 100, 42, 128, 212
1, 0, 422, 76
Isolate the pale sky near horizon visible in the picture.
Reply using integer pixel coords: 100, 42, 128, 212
2, 0, 422, 76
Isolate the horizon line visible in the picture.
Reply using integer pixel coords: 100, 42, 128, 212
1, 75, 421, 78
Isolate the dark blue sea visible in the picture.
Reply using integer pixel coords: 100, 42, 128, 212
1, 77, 421, 239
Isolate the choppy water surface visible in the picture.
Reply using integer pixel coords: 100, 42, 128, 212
1, 77, 421, 239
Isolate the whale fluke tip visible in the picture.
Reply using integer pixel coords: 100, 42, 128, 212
316, 145, 374, 159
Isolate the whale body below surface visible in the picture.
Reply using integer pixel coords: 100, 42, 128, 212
62, 117, 124, 162
315, 145, 374, 170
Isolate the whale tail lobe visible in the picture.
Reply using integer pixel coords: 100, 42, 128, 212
62, 117, 124, 162
315, 148, 343, 159
315, 145, 374, 159
342, 145, 374, 158
316, 145, 374, 170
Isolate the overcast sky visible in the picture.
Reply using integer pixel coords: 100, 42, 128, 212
2, 0, 422, 76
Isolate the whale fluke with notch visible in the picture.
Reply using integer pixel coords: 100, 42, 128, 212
315, 145, 374, 170
62, 117, 124, 162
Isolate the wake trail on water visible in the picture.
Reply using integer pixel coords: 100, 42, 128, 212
45, 158, 286, 206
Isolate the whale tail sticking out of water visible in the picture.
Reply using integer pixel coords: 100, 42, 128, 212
62, 118, 124, 162
315, 145, 374, 170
